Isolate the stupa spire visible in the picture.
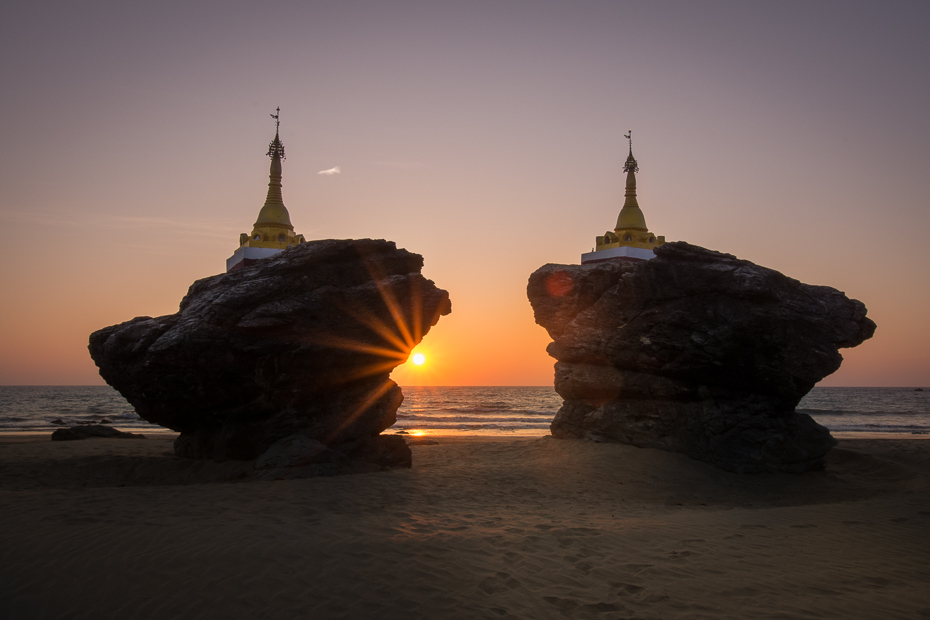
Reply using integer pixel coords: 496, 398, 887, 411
622, 130, 638, 173
581, 128, 664, 264
227, 108, 307, 272
621, 130, 640, 212
262, 107, 286, 210
615, 129, 645, 230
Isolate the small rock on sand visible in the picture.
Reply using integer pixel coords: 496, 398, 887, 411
254, 435, 342, 469
51, 425, 146, 441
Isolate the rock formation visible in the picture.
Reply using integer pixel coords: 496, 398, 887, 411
527, 242, 875, 473
89, 239, 451, 467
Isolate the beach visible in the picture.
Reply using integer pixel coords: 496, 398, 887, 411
1, 433, 929, 619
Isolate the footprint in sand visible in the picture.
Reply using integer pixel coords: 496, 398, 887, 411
609, 583, 668, 604
478, 572, 522, 595
581, 602, 623, 613
611, 582, 645, 595
544, 597, 620, 614
543, 597, 577, 614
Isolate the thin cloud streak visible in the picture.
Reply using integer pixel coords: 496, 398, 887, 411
318, 166, 341, 175
0, 209, 239, 239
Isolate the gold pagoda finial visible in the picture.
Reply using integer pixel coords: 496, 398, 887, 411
616, 128, 643, 228
584, 128, 664, 262
227, 108, 306, 270
622, 129, 638, 173
267, 106, 285, 161
257, 107, 288, 219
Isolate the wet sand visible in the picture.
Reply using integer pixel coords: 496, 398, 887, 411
1, 433, 929, 619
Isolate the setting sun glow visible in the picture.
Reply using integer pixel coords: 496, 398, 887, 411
412, 353, 426, 366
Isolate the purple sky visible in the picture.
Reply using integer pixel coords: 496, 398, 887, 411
1, 1, 928, 385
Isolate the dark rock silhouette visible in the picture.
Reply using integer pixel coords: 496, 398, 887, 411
527, 242, 875, 473
89, 239, 451, 467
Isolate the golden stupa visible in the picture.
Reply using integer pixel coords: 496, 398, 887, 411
582, 131, 665, 264
227, 108, 306, 272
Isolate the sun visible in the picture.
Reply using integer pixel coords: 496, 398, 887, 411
411, 353, 426, 366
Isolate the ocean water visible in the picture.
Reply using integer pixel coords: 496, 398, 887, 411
796, 387, 930, 434
0, 386, 149, 433
394, 386, 560, 436
0, 385, 927, 435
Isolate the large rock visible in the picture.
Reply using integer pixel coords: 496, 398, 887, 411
527, 242, 875, 473
89, 239, 451, 464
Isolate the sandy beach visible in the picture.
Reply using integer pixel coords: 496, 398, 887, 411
1, 433, 929, 619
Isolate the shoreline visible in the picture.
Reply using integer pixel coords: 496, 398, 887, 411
2, 429, 929, 441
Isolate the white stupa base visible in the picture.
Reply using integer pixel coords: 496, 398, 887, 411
581, 246, 657, 264
226, 246, 283, 272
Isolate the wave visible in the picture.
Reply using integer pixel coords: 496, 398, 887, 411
396, 414, 554, 424
398, 408, 557, 417
2, 386, 925, 435
392, 422, 551, 431
799, 408, 928, 417
824, 424, 930, 433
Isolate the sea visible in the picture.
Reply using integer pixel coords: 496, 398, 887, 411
0, 386, 928, 436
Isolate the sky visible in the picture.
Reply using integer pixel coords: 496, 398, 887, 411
1, 0, 928, 387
